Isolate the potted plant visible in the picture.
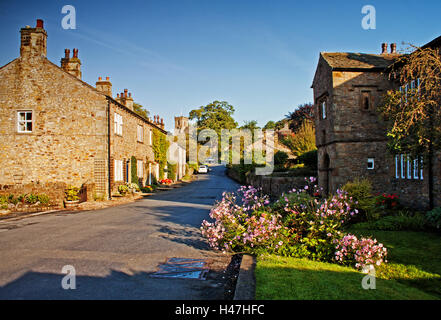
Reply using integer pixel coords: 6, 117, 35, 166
64, 186, 80, 207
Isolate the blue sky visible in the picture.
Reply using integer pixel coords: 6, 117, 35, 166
0, 0, 440, 131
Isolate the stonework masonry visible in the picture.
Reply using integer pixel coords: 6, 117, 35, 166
312, 45, 441, 209
0, 20, 167, 206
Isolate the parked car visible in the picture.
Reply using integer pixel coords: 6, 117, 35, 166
198, 165, 208, 174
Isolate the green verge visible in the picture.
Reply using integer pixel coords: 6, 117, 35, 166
347, 229, 441, 298
256, 228, 441, 300
255, 254, 437, 300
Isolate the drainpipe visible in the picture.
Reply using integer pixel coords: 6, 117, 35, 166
107, 99, 112, 200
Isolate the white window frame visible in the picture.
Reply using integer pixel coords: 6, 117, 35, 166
407, 155, 412, 179
137, 125, 144, 143
413, 159, 419, 179
400, 154, 405, 179
149, 129, 153, 145
114, 160, 123, 181
420, 157, 424, 180
367, 158, 375, 170
114, 113, 123, 135
395, 155, 399, 179
137, 160, 143, 178
17, 110, 33, 133
321, 101, 326, 119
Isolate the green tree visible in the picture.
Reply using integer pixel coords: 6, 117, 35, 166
263, 120, 276, 130
282, 120, 316, 157
189, 100, 238, 136
240, 120, 260, 131
379, 45, 441, 208
286, 103, 314, 132
133, 102, 150, 120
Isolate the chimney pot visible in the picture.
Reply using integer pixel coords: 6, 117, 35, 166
64, 49, 70, 58
98, 76, 102, 81
106, 76, 110, 81
128, 92, 131, 98
391, 43, 397, 54
381, 43, 388, 54
36, 19, 44, 28
73, 48, 78, 58
117, 93, 120, 98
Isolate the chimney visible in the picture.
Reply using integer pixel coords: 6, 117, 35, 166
390, 43, 397, 54
60, 48, 82, 79
381, 43, 388, 54
160, 118, 164, 129
96, 76, 112, 97
117, 88, 134, 111
20, 19, 48, 58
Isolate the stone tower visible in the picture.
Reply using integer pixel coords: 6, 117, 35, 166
174, 116, 189, 135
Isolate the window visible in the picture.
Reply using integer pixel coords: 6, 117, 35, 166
413, 159, 419, 179
114, 160, 123, 181
321, 101, 326, 119
137, 125, 143, 142
401, 154, 405, 179
114, 113, 123, 135
407, 156, 412, 179
367, 158, 375, 170
361, 91, 371, 111
149, 129, 153, 145
137, 160, 143, 178
17, 111, 33, 133
395, 154, 423, 180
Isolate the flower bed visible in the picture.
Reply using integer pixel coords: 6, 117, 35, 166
159, 179, 173, 185
201, 177, 387, 270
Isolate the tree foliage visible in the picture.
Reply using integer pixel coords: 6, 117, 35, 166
286, 103, 314, 132
189, 100, 238, 136
282, 120, 316, 157
133, 102, 150, 120
263, 120, 276, 130
379, 45, 441, 158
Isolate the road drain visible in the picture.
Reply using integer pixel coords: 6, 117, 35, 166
151, 258, 209, 280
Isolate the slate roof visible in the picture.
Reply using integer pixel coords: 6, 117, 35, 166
321, 52, 400, 71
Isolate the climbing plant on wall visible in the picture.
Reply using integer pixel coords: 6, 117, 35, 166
167, 162, 177, 181
131, 156, 138, 186
152, 128, 169, 180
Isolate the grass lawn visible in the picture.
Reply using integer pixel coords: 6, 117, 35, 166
255, 228, 441, 300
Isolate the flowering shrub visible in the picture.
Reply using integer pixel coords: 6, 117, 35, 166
201, 181, 389, 270
201, 186, 286, 254
334, 234, 388, 270
159, 179, 173, 185
141, 185, 154, 193
375, 193, 400, 210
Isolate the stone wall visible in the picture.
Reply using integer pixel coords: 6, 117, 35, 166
313, 63, 438, 209
0, 182, 67, 207
227, 168, 313, 199
0, 56, 108, 200
109, 101, 157, 193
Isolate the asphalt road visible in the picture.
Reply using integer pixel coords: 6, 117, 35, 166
0, 165, 239, 299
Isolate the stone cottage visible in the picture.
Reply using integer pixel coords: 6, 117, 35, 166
0, 19, 168, 205
312, 39, 441, 209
